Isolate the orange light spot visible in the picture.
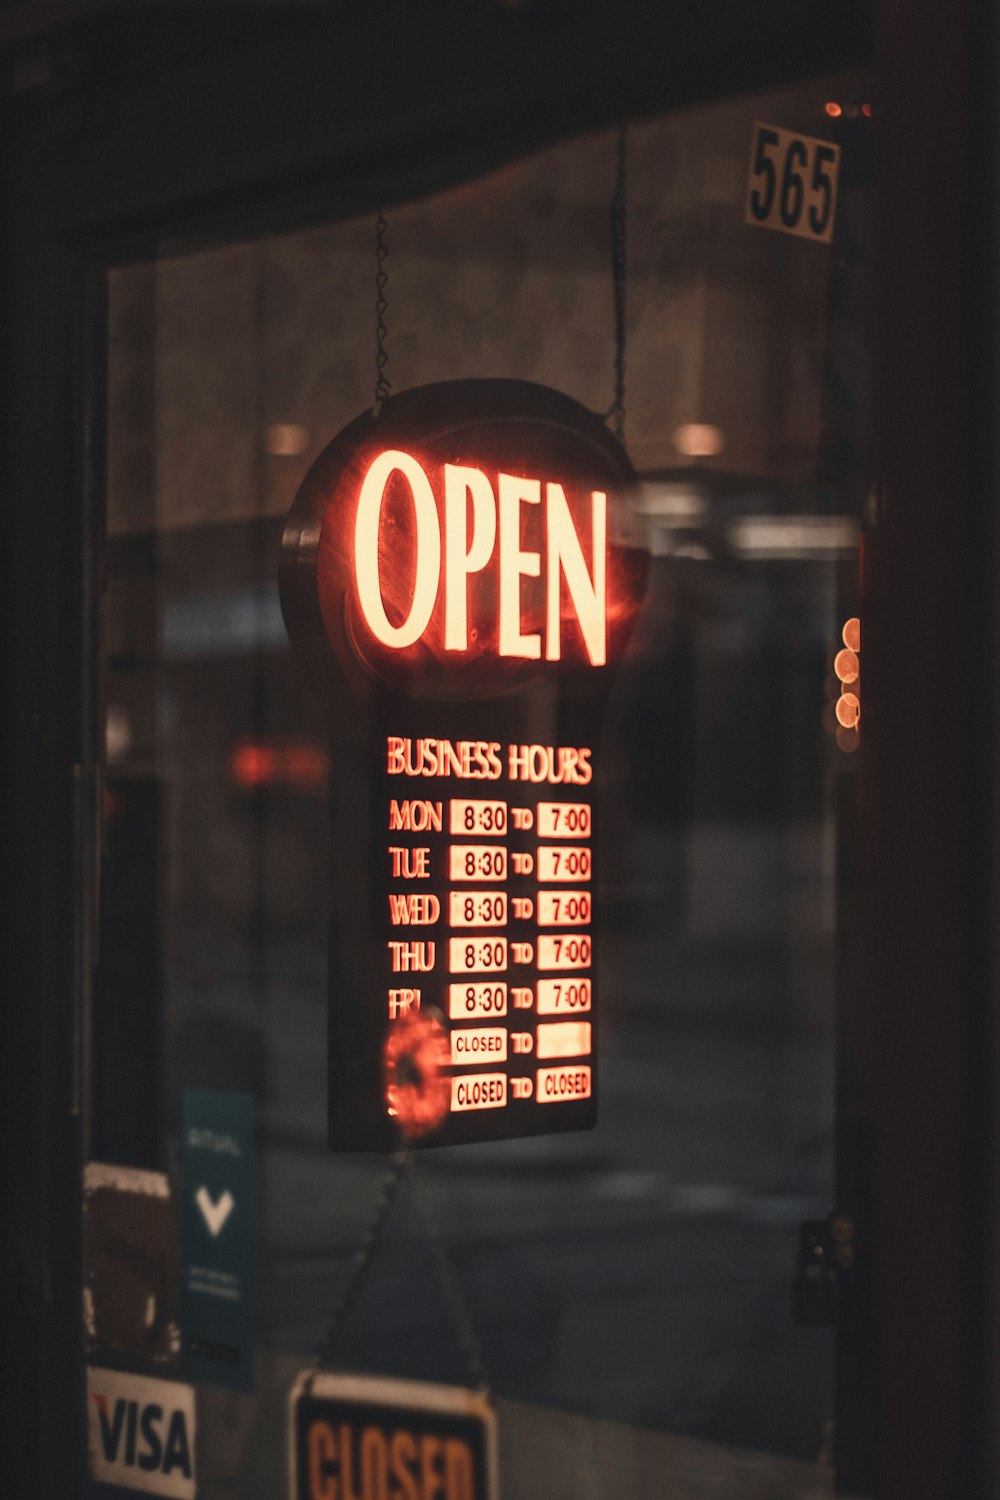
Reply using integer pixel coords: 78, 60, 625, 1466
862, 102, 873, 117
836, 692, 860, 729
229, 739, 328, 789
383, 1011, 451, 1138
843, 617, 860, 651
230, 743, 275, 788
825, 101, 843, 117
834, 647, 860, 684
672, 422, 725, 458
281, 745, 330, 786
266, 422, 310, 456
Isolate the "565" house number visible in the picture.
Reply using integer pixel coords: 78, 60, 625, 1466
745, 122, 840, 245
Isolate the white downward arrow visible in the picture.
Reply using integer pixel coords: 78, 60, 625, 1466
195, 1186, 235, 1237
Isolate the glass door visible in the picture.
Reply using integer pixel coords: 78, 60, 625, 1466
92, 70, 873, 1497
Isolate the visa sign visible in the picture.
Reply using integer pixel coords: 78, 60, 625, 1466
86, 1368, 196, 1500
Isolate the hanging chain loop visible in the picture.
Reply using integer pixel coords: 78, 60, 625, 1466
374, 209, 391, 413
608, 124, 628, 444
314, 1149, 408, 1370
313, 1147, 490, 1393
406, 1157, 490, 1392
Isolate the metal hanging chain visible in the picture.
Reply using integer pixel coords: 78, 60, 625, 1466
608, 124, 628, 444
405, 1154, 490, 1392
313, 1149, 408, 1370
313, 1146, 490, 1393
374, 209, 391, 413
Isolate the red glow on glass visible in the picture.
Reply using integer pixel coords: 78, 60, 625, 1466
383, 1011, 451, 1138
862, 102, 873, 117
825, 101, 842, 117
229, 739, 329, 789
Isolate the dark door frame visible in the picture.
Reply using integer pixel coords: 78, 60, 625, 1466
6, 3, 994, 1496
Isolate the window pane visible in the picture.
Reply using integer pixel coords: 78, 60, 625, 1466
101, 70, 870, 1494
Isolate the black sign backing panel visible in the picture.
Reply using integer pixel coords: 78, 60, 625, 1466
281, 380, 646, 1150
333, 690, 603, 1150
289, 1371, 497, 1500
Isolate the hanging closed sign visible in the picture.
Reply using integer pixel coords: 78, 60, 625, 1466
289, 1372, 497, 1500
280, 379, 647, 1149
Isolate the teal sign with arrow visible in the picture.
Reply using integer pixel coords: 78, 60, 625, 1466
180, 1089, 255, 1390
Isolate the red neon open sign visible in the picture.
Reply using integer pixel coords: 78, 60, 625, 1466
352, 449, 607, 664
281, 380, 645, 700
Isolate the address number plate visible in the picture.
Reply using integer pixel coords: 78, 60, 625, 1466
745, 122, 840, 245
